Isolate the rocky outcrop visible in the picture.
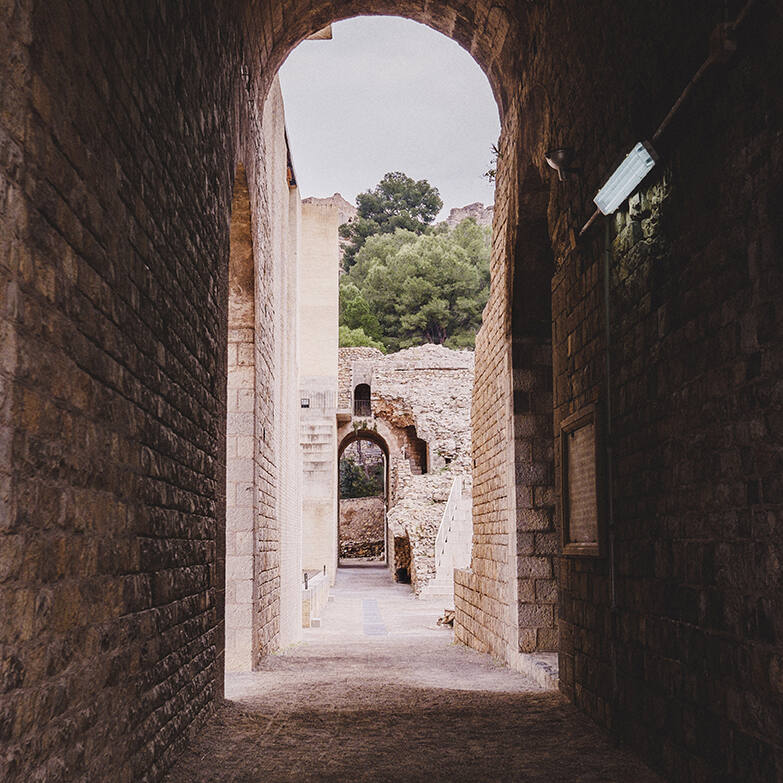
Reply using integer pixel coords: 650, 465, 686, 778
443, 202, 494, 229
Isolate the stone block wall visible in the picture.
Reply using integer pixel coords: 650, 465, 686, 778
0, 3, 244, 779
266, 81, 303, 650
511, 165, 557, 655
298, 202, 340, 585
339, 345, 475, 595
454, 89, 521, 662
538, 4, 783, 781
225, 162, 256, 670
457, 2, 783, 778
337, 346, 383, 410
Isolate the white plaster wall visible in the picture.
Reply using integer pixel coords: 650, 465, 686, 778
277, 185, 303, 647
299, 203, 340, 585
263, 78, 303, 648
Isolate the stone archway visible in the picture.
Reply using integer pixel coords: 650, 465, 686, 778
252, 6, 554, 667
337, 428, 391, 565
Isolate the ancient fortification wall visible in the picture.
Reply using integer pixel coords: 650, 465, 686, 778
338, 346, 383, 409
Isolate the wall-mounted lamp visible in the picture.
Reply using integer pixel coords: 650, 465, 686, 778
593, 141, 658, 214
545, 148, 575, 182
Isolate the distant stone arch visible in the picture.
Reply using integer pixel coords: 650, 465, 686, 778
338, 428, 391, 563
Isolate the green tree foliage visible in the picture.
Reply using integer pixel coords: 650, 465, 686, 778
338, 325, 385, 351
339, 455, 384, 498
339, 217, 490, 352
340, 172, 443, 270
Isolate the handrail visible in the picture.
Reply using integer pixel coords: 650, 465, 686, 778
434, 475, 462, 571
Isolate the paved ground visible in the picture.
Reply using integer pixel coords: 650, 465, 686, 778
164, 566, 662, 783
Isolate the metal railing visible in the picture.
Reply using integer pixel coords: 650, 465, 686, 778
434, 475, 463, 572
353, 399, 372, 417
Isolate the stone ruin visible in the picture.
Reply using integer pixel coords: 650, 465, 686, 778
338, 344, 474, 597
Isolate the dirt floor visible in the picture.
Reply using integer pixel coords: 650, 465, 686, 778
164, 566, 662, 783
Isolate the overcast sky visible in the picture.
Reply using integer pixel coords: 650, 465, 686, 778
278, 16, 500, 220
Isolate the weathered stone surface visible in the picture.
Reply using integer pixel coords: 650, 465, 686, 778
2, 2, 782, 783
339, 496, 385, 560
302, 193, 357, 228
442, 202, 494, 229
339, 345, 474, 594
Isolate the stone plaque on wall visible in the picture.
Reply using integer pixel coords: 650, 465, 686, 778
560, 405, 602, 556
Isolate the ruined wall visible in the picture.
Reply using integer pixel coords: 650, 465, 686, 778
338, 496, 385, 559
337, 346, 383, 409
371, 344, 474, 474
443, 202, 494, 229
339, 345, 474, 594
386, 470, 454, 591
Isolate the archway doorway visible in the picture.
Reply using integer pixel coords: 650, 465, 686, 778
338, 429, 391, 569
338, 438, 387, 562
227, 2, 555, 685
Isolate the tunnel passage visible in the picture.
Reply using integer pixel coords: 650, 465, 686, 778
1, 2, 782, 783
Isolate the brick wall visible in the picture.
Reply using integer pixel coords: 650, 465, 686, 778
457, 2, 783, 779
0, 2, 246, 778
539, 4, 783, 781
265, 79, 303, 650
454, 90, 520, 661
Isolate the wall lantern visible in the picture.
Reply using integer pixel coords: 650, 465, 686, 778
593, 141, 658, 214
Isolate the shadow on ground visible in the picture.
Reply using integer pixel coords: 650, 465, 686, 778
164, 682, 661, 783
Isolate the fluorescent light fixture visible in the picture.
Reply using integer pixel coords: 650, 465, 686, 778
593, 141, 658, 214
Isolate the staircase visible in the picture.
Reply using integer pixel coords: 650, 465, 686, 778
419, 476, 472, 601
301, 419, 334, 480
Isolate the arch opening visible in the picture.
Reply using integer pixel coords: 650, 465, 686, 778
338, 429, 391, 567
338, 438, 388, 562
353, 382, 371, 417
